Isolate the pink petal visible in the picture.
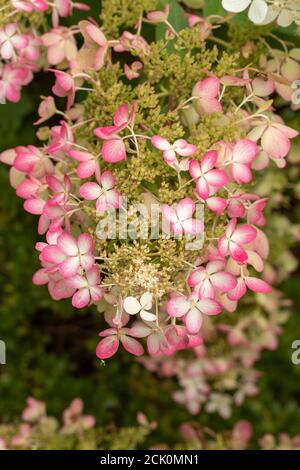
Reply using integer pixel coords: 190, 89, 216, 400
181, 218, 204, 235
218, 236, 229, 257
196, 177, 210, 200
41, 245, 65, 264
78, 233, 93, 254
194, 77, 220, 98
120, 336, 144, 356
96, 336, 119, 359
245, 277, 272, 293
100, 171, 115, 190
227, 278, 247, 301
233, 139, 258, 164
205, 169, 228, 187
232, 225, 257, 244
185, 308, 203, 334
187, 267, 206, 287
176, 197, 195, 221
232, 163, 252, 184
24, 198, 45, 214
229, 242, 248, 264
77, 160, 96, 179
262, 126, 291, 159
101, 139, 126, 163
59, 256, 80, 278
201, 150, 218, 172
166, 294, 190, 317
189, 160, 201, 179
151, 135, 171, 151
80, 254, 95, 271
114, 103, 129, 127
211, 272, 237, 293
80, 182, 101, 200
207, 197, 227, 215
198, 298, 222, 315
57, 233, 78, 256
72, 288, 90, 308
162, 204, 177, 224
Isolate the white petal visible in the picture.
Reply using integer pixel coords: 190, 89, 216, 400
248, 0, 268, 24
140, 310, 157, 322
140, 292, 153, 310
123, 296, 141, 315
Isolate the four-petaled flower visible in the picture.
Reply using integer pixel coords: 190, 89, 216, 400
218, 219, 257, 263
123, 292, 156, 322
162, 198, 204, 236
79, 171, 122, 213
67, 266, 104, 308
189, 150, 228, 200
188, 260, 237, 299
166, 292, 222, 334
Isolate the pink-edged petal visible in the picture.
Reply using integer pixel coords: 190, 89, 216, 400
67, 274, 87, 289
166, 294, 190, 317
86, 266, 100, 286
187, 267, 206, 287
176, 197, 195, 221
196, 177, 210, 200
189, 159, 201, 179
211, 272, 237, 293
218, 236, 229, 257
198, 298, 222, 315
261, 127, 290, 159
245, 277, 272, 293
114, 103, 129, 127
72, 288, 90, 308
96, 336, 119, 359
41, 245, 65, 264
105, 189, 122, 209
120, 336, 144, 356
77, 160, 96, 179
194, 77, 220, 98
185, 308, 203, 334
232, 163, 252, 184
207, 197, 227, 215
24, 198, 45, 214
229, 242, 248, 263
233, 139, 258, 164
32, 269, 49, 286
162, 204, 177, 224
90, 286, 104, 302
227, 277, 247, 301
101, 139, 126, 163
205, 169, 228, 187
199, 279, 215, 299
78, 233, 93, 254
232, 225, 257, 244
181, 218, 204, 235
100, 171, 115, 190
57, 232, 78, 256
228, 199, 246, 218
201, 150, 218, 172
80, 254, 95, 271
79, 182, 101, 200
59, 256, 80, 278
151, 135, 171, 151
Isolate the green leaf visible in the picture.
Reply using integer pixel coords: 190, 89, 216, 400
203, 0, 226, 17
155, 0, 188, 44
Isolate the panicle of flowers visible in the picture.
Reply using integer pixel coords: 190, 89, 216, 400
0, 1, 298, 365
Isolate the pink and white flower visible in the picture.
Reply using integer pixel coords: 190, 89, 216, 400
162, 198, 204, 236
79, 171, 122, 213
218, 219, 257, 263
67, 267, 104, 308
166, 292, 222, 334
41, 231, 95, 278
188, 260, 237, 299
189, 150, 228, 200
0, 24, 28, 60
96, 327, 144, 359
151, 136, 198, 164
192, 77, 222, 115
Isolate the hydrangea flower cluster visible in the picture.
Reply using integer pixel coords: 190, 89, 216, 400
0, 1, 298, 364
0, 0, 89, 103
